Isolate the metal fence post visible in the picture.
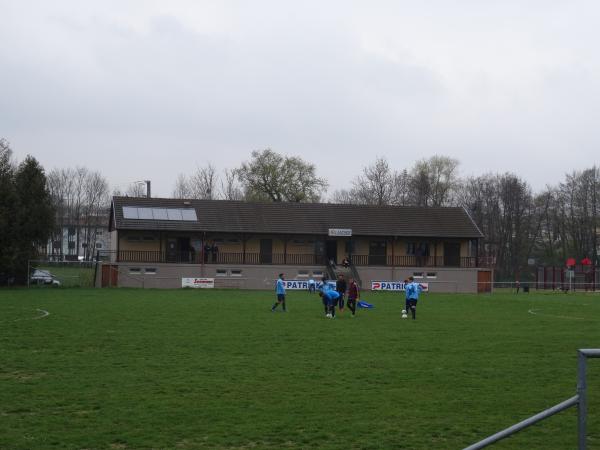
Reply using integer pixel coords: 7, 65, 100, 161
578, 350, 588, 450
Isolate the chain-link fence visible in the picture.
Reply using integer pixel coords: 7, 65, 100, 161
28, 260, 98, 288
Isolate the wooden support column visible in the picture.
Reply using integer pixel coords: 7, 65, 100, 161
391, 236, 395, 280
242, 234, 246, 264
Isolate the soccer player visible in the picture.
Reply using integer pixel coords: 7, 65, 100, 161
320, 275, 330, 292
336, 274, 347, 312
271, 273, 287, 312
405, 276, 422, 320
403, 278, 410, 315
319, 289, 340, 318
308, 277, 316, 294
347, 277, 360, 317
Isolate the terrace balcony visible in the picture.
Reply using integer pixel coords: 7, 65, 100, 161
102, 251, 478, 268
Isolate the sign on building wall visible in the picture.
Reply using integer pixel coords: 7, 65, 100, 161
283, 280, 337, 290
182, 277, 215, 288
371, 281, 429, 292
328, 228, 352, 237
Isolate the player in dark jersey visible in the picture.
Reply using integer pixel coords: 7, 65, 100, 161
347, 277, 360, 317
336, 274, 347, 312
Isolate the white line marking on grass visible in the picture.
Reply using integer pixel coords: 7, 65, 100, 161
33, 309, 50, 320
13, 309, 50, 322
528, 309, 585, 321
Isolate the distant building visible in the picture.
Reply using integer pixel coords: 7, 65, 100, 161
42, 215, 110, 261
103, 196, 490, 292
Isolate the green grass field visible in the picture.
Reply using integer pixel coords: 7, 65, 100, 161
1, 288, 599, 449
32, 264, 95, 288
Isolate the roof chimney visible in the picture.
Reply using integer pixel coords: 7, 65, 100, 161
145, 180, 151, 198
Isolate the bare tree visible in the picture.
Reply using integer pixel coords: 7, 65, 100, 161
81, 171, 110, 260
332, 157, 406, 206
220, 168, 244, 200
189, 164, 217, 200
47, 167, 110, 260
172, 165, 219, 199
173, 174, 191, 199
125, 182, 147, 197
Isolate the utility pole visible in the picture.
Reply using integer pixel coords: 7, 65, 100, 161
593, 167, 598, 289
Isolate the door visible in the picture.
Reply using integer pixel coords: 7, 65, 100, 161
478, 270, 492, 293
178, 237, 192, 263
369, 240, 387, 266
444, 242, 461, 267
260, 239, 272, 264
101, 264, 119, 287
326, 240, 337, 264
167, 238, 177, 263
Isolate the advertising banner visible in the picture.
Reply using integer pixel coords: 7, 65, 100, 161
371, 281, 429, 292
283, 280, 337, 290
182, 277, 215, 288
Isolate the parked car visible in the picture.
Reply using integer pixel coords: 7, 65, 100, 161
30, 269, 61, 286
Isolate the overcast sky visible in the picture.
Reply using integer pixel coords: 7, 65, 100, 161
2, 1, 600, 197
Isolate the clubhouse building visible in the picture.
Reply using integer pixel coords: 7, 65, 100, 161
103, 196, 490, 292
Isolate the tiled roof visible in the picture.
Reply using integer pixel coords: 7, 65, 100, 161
110, 196, 483, 238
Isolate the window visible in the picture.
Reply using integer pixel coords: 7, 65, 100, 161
142, 236, 156, 241
96, 243, 103, 249
144, 268, 157, 274
231, 269, 242, 277
68, 227, 76, 236
129, 267, 141, 274
406, 242, 416, 255
227, 238, 240, 244
96, 230, 103, 236
216, 269, 227, 277
413, 272, 424, 278
426, 272, 437, 279
127, 236, 141, 242
292, 239, 305, 245
344, 241, 356, 253
312, 270, 323, 277
68, 241, 75, 249
297, 270, 309, 278
416, 242, 430, 257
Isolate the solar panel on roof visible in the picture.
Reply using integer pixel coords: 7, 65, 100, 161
138, 207, 153, 219
123, 206, 139, 219
152, 208, 168, 220
122, 206, 197, 221
180, 209, 197, 221
167, 209, 183, 220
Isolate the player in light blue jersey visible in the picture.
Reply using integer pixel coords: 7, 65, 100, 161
405, 276, 422, 320
271, 273, 287, 312
319, 289, 340, 318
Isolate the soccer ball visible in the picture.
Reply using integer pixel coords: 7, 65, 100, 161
401, 309, 407, 314
402, 313, 408, 319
